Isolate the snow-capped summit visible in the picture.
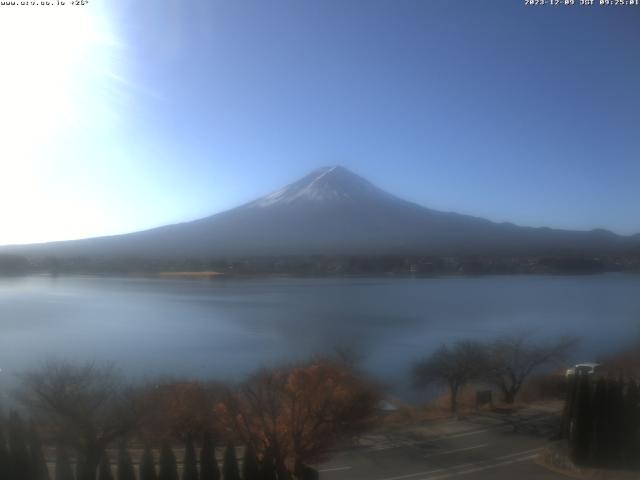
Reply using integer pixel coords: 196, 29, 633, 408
247, 165, 395, 208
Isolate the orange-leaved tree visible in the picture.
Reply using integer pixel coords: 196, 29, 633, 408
216, 360, 377, 477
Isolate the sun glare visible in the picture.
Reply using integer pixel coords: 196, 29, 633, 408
0, 3, 123, 245
0, 4, 119, 139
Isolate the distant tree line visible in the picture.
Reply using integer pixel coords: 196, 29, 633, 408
413, 334, 577, 413
6, 252, 640, 277
0, 255, 29, 275
562, 374, 640, 469
0, 359, 377, 480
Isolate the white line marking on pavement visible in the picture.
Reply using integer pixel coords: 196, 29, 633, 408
494, 447, 543, 459
363, 421, 534, 453
444, 428, 490, 438
419, 454, 537, 479
372, 444, 409, 452
375, 448, 543, 480
319, 466, 352, 472
423, 444, 488, 458
377, 464, 478, 480
370, 439, 427, 452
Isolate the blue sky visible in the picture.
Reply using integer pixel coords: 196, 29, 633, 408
1, 0, 639, 245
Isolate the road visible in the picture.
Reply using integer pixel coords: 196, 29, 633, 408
319, 406, 567, 480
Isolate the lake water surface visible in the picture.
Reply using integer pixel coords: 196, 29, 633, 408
0, 274, 638, 399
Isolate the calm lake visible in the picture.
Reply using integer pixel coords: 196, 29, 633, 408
0, 274, 638, 400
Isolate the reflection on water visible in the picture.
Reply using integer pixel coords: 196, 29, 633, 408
0, 274, 638, 399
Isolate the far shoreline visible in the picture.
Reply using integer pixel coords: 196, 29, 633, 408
156, 271, 226, 279
2, 270, 639, 282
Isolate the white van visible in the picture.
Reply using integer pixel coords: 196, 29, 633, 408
565, 363, 601, 378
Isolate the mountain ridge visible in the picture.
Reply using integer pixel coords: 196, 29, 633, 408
2, 166, 638, 259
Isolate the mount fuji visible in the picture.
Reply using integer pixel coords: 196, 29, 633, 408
3, 166, 638, 259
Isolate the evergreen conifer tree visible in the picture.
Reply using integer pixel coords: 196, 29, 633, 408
8, 411, 31, 480
28, 424, 50, 480
241, 444, 260, 480
589, 377, 607, 466
624, 380, 640, 468
604, 378, 625, 466
569, 374, 592, 465
139, 445, 157, 480
222, 444, 240, 480
182, 436, 198, 480
275, 458, 292, 480
116, 444, 136, 480
54, 446, 75, 480
158, 442, 179, 480
198, 432, 219, 480
0, 425, 9, 480
97, 452, 114, 480
259, 451, 276, 480
75, 454, 89, 480
561, 375, 578, 439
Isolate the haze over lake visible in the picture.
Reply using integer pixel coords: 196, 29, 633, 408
1, 274, 638, 399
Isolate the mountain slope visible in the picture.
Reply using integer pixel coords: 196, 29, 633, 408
3, 166, 637, 258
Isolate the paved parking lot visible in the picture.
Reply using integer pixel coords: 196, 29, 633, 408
319, 406, 568, 480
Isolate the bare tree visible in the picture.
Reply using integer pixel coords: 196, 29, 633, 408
137, 380, 223, 441
413, 341, 487, 414
216, 360, 378, 477
18, 361, 143, 480
484, 334, 578, 404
